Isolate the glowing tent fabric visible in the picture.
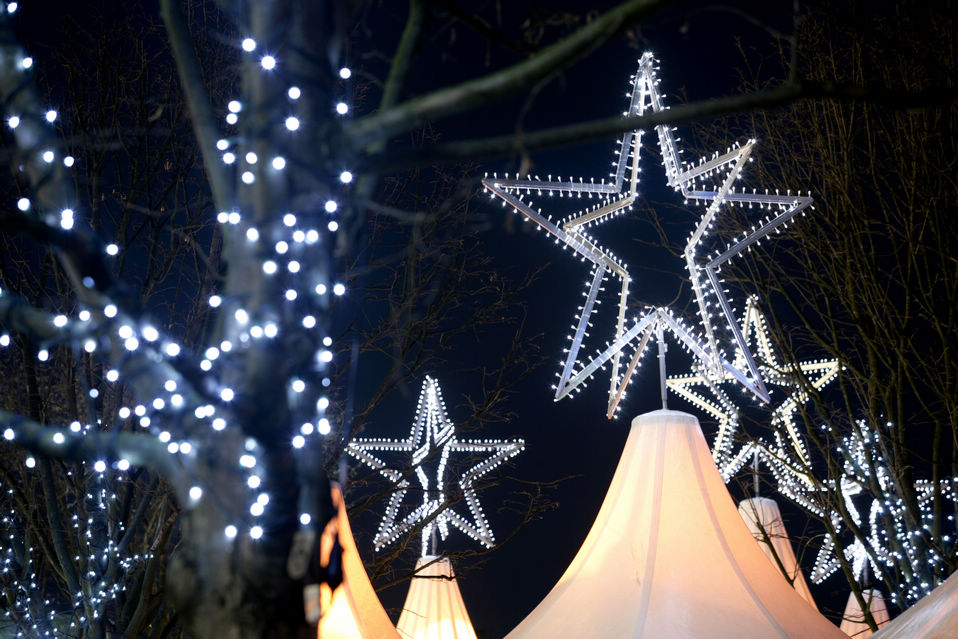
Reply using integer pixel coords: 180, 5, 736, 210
396, 555, 478, 639
738, 496, 817, 608
873, 571, 958, 639
317, 487, 400, 639
839, 589, 890, 638
506, 410, 846, 639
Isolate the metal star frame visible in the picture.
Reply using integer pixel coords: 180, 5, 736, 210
346, 376, 524, 557
483, 52, 813, 417
667, 296, 840, 480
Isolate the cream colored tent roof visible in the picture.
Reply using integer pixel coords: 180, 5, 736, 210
739, 496, 817, 609
839, 589, 890, 638
318, 487, 400, 639
396, 555, 478, 639
507, 410, 847, 639
873, 571, 958, 639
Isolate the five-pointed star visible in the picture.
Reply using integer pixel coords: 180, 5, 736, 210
346, 376, 524, 557
483, 52, 813, 418
666, 296, 840, 481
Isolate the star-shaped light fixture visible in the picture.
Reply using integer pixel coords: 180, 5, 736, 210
483, 53, 813, 418
346, 376, 524, 557
667, 296, 841, 480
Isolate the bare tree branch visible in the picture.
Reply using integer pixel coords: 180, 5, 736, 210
344, 0, 672, 149
362, 80, 958, 171
0, 409, 187, 500
160, 0, 234, 212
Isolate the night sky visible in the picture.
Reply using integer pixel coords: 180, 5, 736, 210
10, 1, 852, 637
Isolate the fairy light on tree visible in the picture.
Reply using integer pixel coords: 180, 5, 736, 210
483, 52, 813, 418
0, 2, 356, 635
347, 376, 524, 558
793, 426, 958, 607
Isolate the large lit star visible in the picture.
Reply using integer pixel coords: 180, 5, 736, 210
483, 52, 813, 417
667, 296, 840, 480
346, 376, 524, 557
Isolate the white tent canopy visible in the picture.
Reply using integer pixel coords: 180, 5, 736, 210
739, 496, 817, 608
873, 571, 958, 639
839, 589, 890, 638
317, 487, 401, 639
396, 555, 478, 639
507, 410, 846, 638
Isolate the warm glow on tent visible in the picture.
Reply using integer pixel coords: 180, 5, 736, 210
317, 487, 400, 639
872, 571, 958, 638
396, 556, 477, 639
318, 584, 366, 639
506, 410, 847, 638
739, 496, 817, 608
839, 589, 890, 638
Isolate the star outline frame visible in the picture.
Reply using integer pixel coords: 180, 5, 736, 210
482, 52, 814, 418
346, 376, 525, 556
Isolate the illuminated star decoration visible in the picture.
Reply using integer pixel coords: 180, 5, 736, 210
807, 426, 958, 606
666, 296, 840, 481
346, 376, 525, 557
483, 52, 813, 418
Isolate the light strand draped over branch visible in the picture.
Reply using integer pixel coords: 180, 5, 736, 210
0, 409, 187, 502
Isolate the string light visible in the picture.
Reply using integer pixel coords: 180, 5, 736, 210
0, 13, 358, 633
795, 426, 958, 606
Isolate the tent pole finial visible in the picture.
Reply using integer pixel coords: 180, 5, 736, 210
656, 320, 668, 409
753, 449, 760, 497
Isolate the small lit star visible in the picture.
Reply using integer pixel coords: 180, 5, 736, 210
347, 376, 524, 556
